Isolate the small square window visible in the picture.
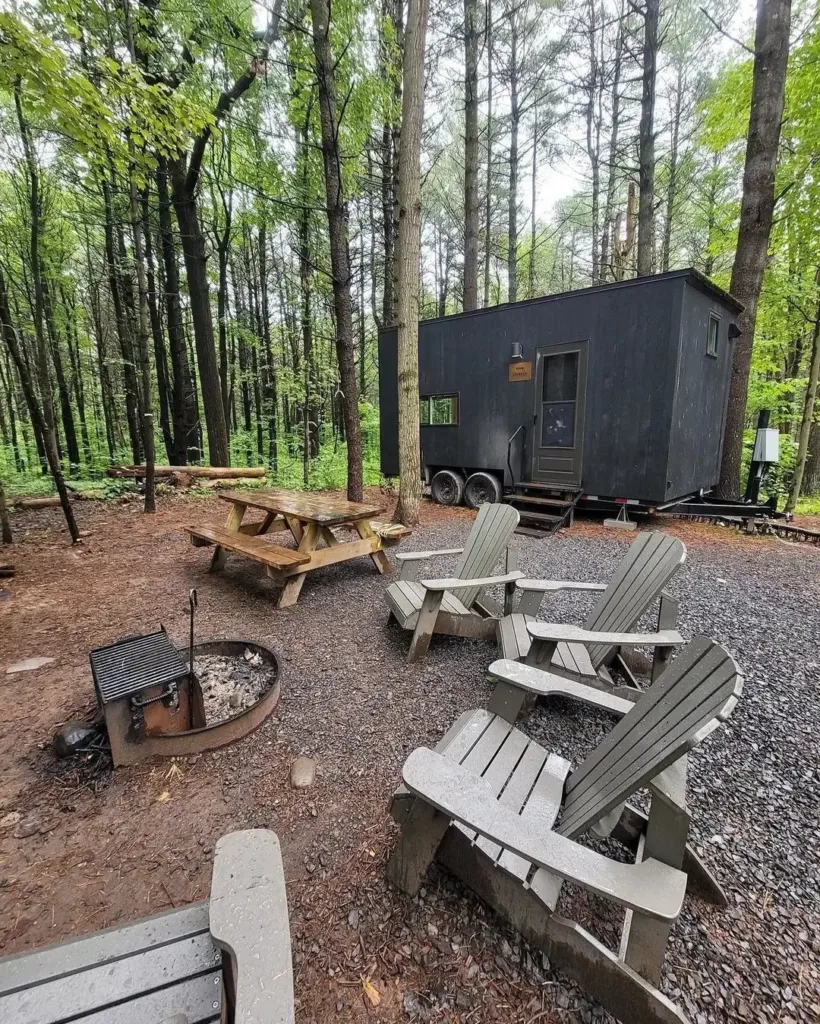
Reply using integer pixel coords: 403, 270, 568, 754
420, 394, 458, 426
707, 314, 720, 357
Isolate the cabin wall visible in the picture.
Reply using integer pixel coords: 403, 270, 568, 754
665, 282, 737, 498
380, 278, 681, 500
378, 272, 736, 504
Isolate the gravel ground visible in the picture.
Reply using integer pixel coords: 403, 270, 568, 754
0, 495, 818, 1024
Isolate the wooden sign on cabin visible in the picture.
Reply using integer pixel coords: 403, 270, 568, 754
508, 361, 533, 382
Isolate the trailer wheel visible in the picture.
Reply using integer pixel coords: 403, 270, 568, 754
464, 472, 502, 508
430, 469, 465, 506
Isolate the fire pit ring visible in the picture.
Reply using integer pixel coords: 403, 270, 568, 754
103, 639, 281, 766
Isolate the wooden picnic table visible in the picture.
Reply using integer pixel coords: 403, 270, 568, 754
186, 489, 394, 608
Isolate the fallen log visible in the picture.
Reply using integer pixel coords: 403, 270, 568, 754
0, 564, 14, 578
107, 465, 266, 480
199, 477, 268, 489
13, 496, 65, 509
11, 492, 105, 509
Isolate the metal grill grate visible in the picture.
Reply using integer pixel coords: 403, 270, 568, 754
90, 629, 189, 704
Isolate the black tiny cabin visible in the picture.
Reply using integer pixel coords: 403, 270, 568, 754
379, 269, 742, 506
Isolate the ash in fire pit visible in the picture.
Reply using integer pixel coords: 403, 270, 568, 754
188, 649, 273, 724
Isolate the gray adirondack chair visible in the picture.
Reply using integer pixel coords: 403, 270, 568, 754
497, 531, 686, 695
0, 830, 294, 1024
386, 502, 522, 662
387, 637, 743, 1024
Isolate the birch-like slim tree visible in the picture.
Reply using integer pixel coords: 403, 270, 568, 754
394, 0, 430, 526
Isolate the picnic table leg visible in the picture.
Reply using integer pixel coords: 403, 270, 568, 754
277, 521, 319, 608
256, 511, 277, 535
284, 514, 304, 544
211, 501, 247, 572
354, 519, 392, 575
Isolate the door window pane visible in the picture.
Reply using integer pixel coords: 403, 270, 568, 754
542, 352, 578, 402
540, 402, 576, 448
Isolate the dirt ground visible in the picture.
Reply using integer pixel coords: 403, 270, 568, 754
0, 488, 817, 1023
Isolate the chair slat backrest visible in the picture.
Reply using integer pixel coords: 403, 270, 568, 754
583, 532, 686, 668
453, 503, 520, 610
558, 637, 742, 838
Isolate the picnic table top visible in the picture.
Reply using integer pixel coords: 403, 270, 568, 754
217, 489, 386, 526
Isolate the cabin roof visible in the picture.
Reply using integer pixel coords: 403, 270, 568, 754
400, 268, 743, 330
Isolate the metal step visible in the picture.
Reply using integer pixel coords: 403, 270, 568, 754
517, 510, 564, 526
507, 495, 574, 509
512, 481, 582, 494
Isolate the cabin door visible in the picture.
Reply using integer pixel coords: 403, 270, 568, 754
531, 342, 587, 486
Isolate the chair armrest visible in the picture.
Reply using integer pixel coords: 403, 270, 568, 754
210, 830, 294, 1024
488, 659, 634, 717
527, 622, 684, 648
395, 548, 464, 562
396, 548, 464, 581
420, 570, 525, 592
403, 748, 686, 922
515, 579, 608, 593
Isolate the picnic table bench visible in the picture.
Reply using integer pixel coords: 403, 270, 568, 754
186, 489, 395, 607
0, 829, 294, 1024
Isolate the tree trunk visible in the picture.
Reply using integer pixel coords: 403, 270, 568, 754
83, 228, 117, 459
156, 160, 200, 464
803, 420, 820, 495
718, 0, 791, 497
381, 120, 395, 326
507, 10, 520, 304
141, 193, 174, 462
585, 0, 600, 284
217, 239, 231, 433
296, 120, 319, 467
483, 8, 494, 307
42, 274, 81, 471
786, 289, 820, 511
601, 12, 624, 282
463, 0, 480, 311
169, 158, 230, 467
529, 106, 538, 298
0, 266, 79, 542
257, 227, 278, 473
0, 474, 11, 545
310, 0, 364, 501
128, 175, 157, 513
11, 87, 79, 542
102, 178, 143, 463
636, 0, 659, 277
662, 66, 683, 273
60, 284, 92, 465
393, 0, 430, 527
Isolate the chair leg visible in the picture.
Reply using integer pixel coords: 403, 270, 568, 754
438, 829, 688, 1024
621, 792, 689, 985
610, 804, 728, 905
407, 590, 444, 663
386, 799, 450, 896
652, 593, 680, 682
487, 680, 529, 723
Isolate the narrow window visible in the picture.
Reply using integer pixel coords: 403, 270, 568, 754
420, 394, 458, 425
707, 313, 720, 357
